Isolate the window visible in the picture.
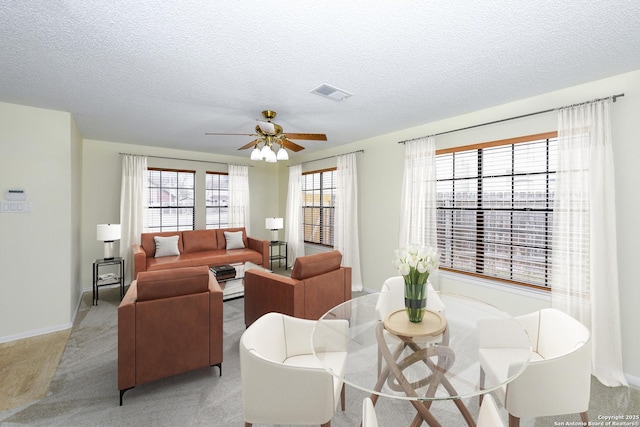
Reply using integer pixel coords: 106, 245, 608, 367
436, 132, 557, 289
205, 172, 229, 229
302, 168, 336, 246
147, 168, 195, 232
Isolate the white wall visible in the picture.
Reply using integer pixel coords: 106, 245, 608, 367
0, 102, 80, 341
293, 69, 640, 383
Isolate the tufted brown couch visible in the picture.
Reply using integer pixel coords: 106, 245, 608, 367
117, 266, 223, 405
132, 227, 269, 278
243, 250, 352, 327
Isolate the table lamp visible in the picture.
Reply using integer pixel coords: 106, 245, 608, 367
97, 223, 121, 260
265, 217, 283, 242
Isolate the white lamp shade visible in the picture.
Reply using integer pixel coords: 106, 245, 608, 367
265, 217, 283, 230
276, 147, 289, 160
97, 224, 121, 241
250, 146, 262, 160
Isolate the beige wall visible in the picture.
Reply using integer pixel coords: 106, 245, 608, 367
80, 140, 280, 286
0, 102, 80, 340
1, 69, 638, 383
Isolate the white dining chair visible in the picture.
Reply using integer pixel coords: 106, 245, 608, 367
478, 308, 591, 427
362, 397, 379, 427
477, 394, 505, 426
239, 312, 349, 427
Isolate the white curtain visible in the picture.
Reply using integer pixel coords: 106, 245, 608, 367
285, 164, 305, 267
335, 153, 363, 291
552, 99, 627, 387
228, 164, 250, 233
398, 136, 439, 287
119, 154, 147, 283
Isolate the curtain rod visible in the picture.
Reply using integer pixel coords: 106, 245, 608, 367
289, 149, 365, 166
398, 93, 625, 144
119, 152, 253, 167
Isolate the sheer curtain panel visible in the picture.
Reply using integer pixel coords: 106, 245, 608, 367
335, 153, 363, 291
552, 99, 627, 387
398, 136, 439, 287
119, 154, 147, 283
285, 165, 305, 268
228, 164, 250, 233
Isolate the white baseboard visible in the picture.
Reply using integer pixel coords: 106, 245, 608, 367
0, 322, 73, 344
625, 373, 640, 389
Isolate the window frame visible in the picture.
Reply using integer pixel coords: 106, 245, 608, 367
205, 171, 229, 229
146, 167, 196, 232
436, 131, 558, 291
301, 168, 336, 247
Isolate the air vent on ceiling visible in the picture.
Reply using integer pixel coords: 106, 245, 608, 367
311, 84, 353, 101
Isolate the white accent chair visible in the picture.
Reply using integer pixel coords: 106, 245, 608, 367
362, 397, 379, 427
477, 394, 504, 427
240, 312, 349, 427
478, 308, 591, 427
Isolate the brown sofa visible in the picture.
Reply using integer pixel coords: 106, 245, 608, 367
243, 250, 352, 327
118, 266, 223, 405
132, 227, 269, 278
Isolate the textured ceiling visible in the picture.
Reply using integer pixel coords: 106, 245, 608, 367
2, 1, 640, 158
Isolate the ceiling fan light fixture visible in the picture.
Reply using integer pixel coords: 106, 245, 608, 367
260, 144, 271, 159
276, 146, 289, 160
257, 120, 276, 134
265, 149, 277, 163
250, 146, 262, 160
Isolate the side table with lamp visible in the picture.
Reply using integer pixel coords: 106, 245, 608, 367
93, 224, 125, 305
265, 217, 287, 270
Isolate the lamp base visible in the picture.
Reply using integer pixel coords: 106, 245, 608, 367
270, 229, 279, 242
103, 241, 115, 260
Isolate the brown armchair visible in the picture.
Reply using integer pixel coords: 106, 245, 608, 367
118, 266, 223, 405
243, 250, 352, 327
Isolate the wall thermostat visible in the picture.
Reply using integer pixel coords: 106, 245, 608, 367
4, 189, 28, 201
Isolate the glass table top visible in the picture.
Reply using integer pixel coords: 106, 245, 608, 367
311, 292, 532, 402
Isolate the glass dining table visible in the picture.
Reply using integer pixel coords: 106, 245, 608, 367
311, 292, 532, 427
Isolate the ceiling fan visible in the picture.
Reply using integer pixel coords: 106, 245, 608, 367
205, 110, 327, 162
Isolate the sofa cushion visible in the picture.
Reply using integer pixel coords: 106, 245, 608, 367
154, 235, 181, 258
215, 227, 247, 250
141, 231, 183, 258
136, 266, 210, 301
291, 250, 343, 280
182, 229, 218, 253
224, 231, 245, 249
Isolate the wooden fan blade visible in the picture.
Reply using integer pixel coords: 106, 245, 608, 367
205, 132, 258, 137
238, 139, 261, 150
281, 138, 305, 152
284, 133, 327, 141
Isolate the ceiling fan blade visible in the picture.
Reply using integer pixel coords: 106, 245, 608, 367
281, 138, 305, 152
205, 132, 258, 137
284, 133, 327, 141
238, 139, 261, 150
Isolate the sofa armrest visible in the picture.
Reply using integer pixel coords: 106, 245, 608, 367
132, 244, 148, 278
247, 237, 269, 269
208, 271, 224, 366
244, 269, 303, 327
118, 281, 138, 391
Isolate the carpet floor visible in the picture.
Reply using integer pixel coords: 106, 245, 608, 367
1, 286, 638, 426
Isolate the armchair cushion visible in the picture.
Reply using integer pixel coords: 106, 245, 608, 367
136, 266, 210, 301
291, 250, 342, 280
